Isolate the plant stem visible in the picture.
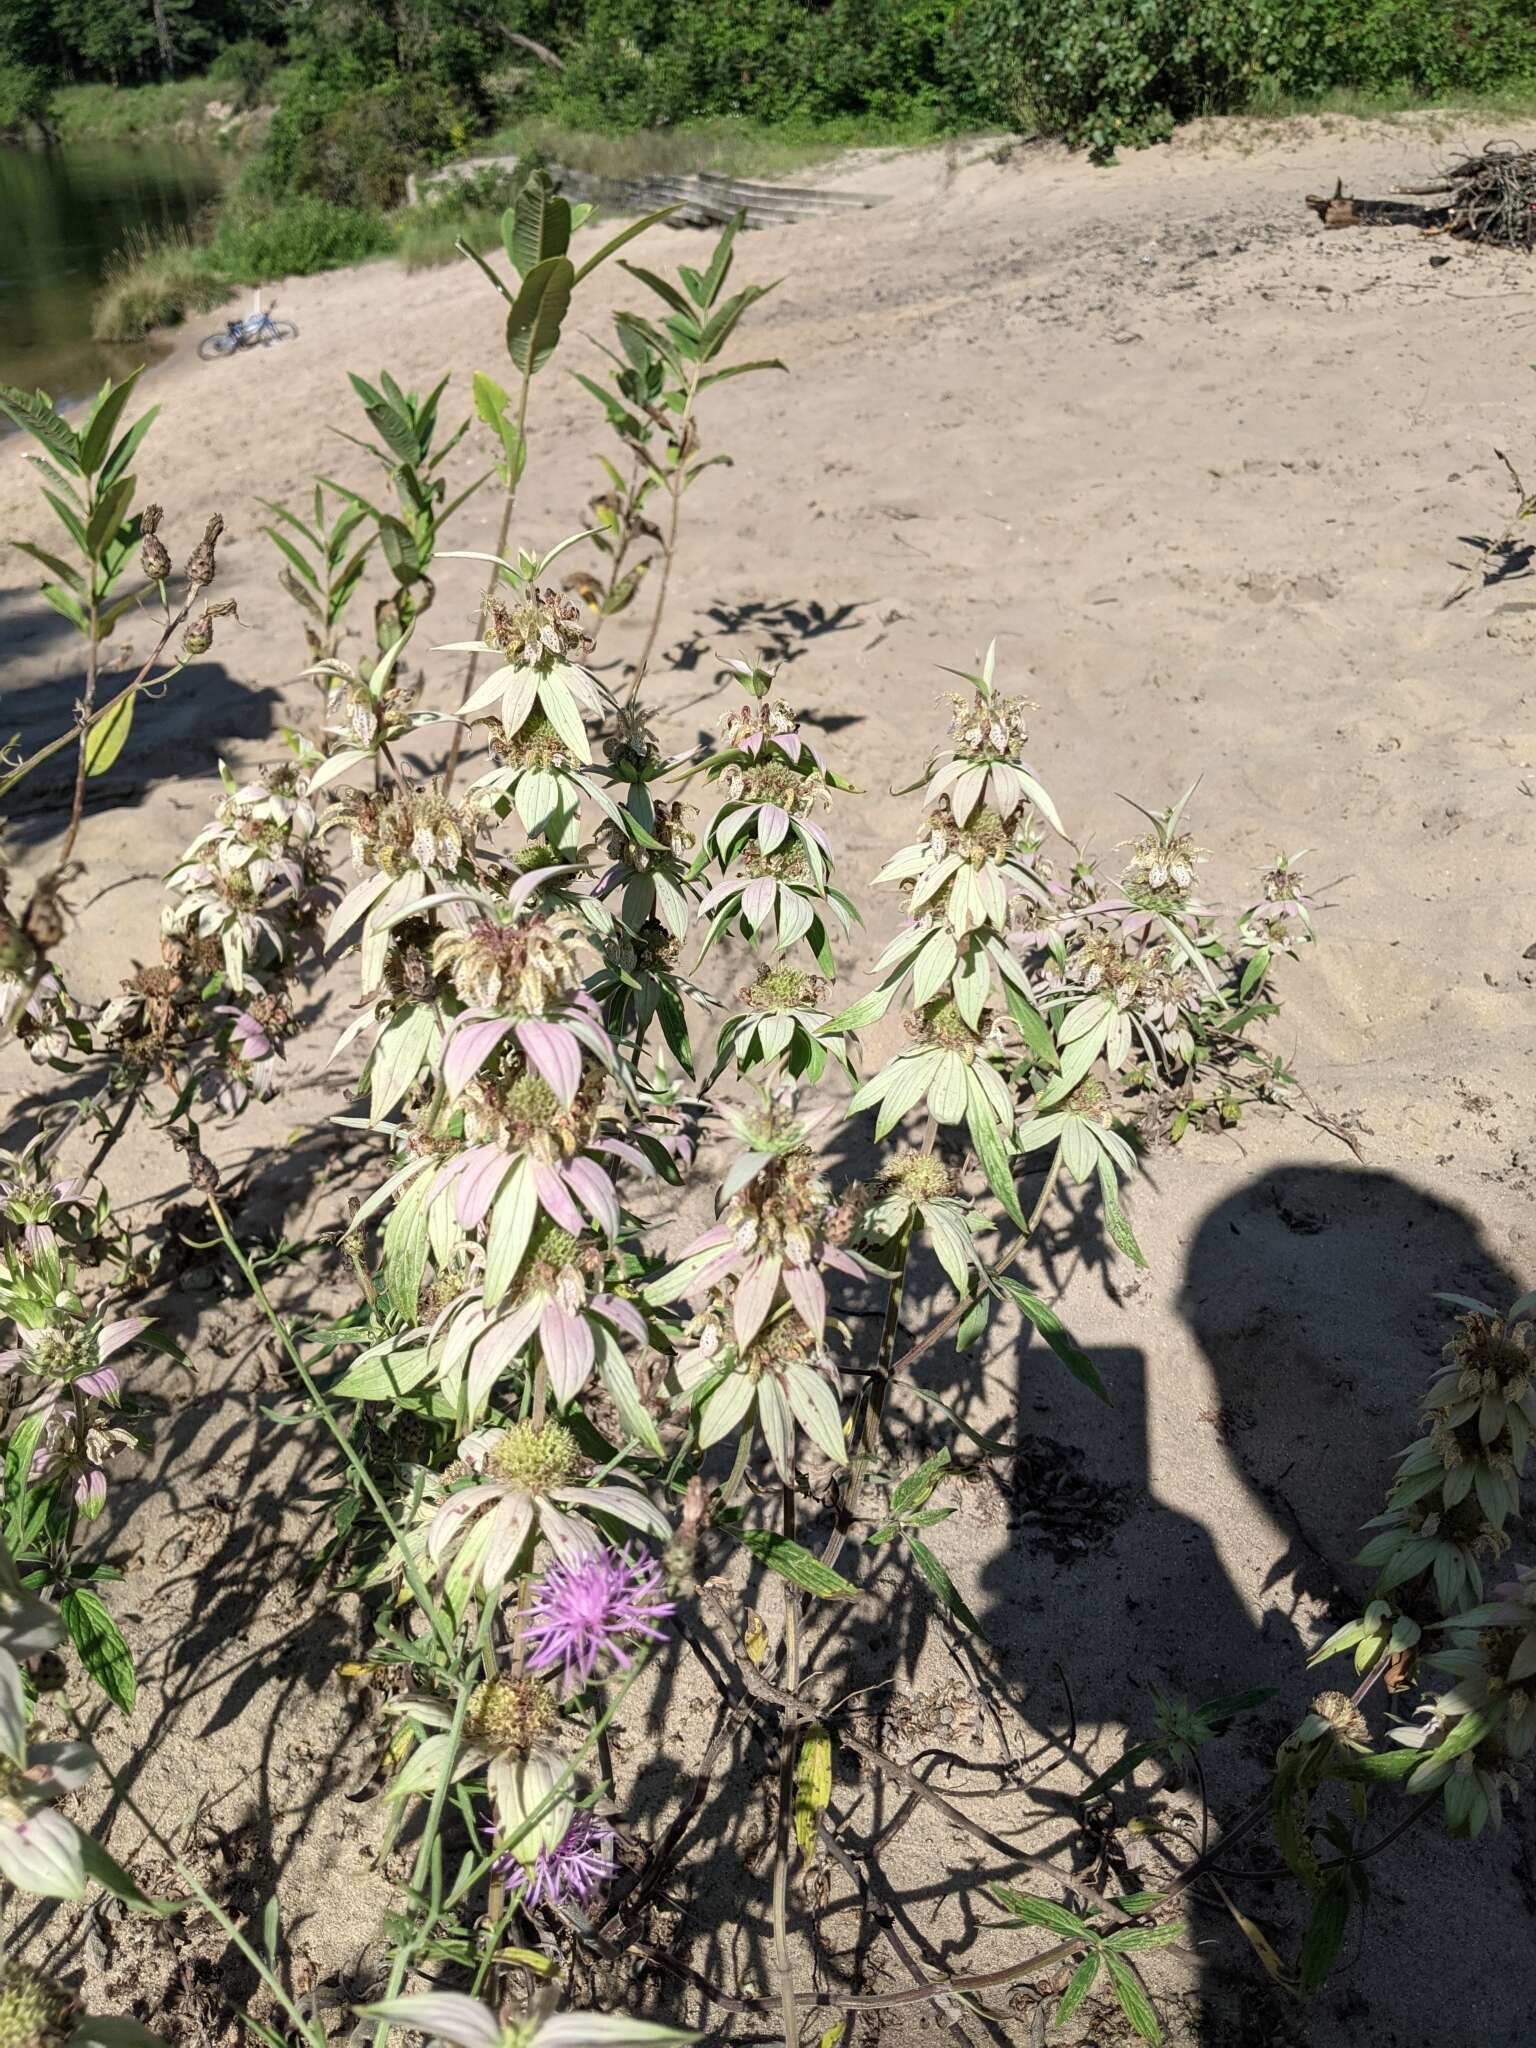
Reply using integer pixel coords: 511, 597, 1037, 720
202, 1189, 456, 1658
626, 362, 701, 704
57, 592, 100, 864
887, 1150, 1064, 1387
0, 618, 187, 804
771, 1478, 802, 2048
442, 365, 533, 792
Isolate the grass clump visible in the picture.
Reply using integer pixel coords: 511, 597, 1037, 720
50, 71, 268, 145
92, 200, 390, 342
91, 226, 232, 343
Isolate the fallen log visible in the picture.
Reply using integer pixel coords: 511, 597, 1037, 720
1304, 146, 1536, 250
1305, 180, 1447, 231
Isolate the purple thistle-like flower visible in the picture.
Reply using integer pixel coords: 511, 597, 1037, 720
521, 1546, 675, 1693
493, 1810, 616, 1909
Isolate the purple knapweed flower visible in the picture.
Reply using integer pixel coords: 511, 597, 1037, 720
493, 1809, 616, 1910
522, 1546, 675, 1693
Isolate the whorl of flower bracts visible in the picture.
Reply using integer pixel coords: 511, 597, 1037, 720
697, 658, 858, 1086
162, 761, 325, 991
648, 1096, 865, 1479
1349, 1304, 1536, 1616
93, 759, 326, 1117
1304, 1296, 1536, 1841
0, 1242, 147, 1522
1400, 1563, 1536, 1836
442, 572, 616, 847
2, 757, 325, 1125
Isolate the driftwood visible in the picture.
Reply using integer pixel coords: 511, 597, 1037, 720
1305, 146, 1536, 250
1306, 181, 1446, 230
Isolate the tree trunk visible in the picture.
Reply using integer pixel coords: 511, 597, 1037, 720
150, 0, 175, 78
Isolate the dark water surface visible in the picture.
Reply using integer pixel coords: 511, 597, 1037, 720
0, 138, 222, 410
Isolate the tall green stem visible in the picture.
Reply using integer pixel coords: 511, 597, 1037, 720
203, 1190, 455, 1658
626, 360, 702, 704
442, 361, 534, 792
770, 1479, 802, 2048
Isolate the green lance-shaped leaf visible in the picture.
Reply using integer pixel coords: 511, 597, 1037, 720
60, 1586, 136, 1712
1103, 1950, 1164, 2043
0, 383, 81, 470
905, 1532, 985, 1639
507, 175, 572, 278
506, 256, 575, 377
76, 369, 144, 478
729, 1519, 860, 1599
83, 689, 135, 777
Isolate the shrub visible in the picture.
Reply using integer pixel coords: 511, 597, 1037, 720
253, 62, 476, 209
92, 200, 389, 341
209, 36, 281, 110
210, 196, 391, 281
545, 0, 983, 128
0, 59, 49, 135
963, 0, 1536, 159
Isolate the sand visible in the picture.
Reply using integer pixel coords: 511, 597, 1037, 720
3, 113, 1535, 2045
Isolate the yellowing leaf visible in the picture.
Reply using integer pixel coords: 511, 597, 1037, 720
83, 689, 134, 776
793, 1722, 832, 1855
741, 1609, 770, 1666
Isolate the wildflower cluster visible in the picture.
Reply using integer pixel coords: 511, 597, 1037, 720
651, 1097, 866, 1478
696, 659, 859, 1084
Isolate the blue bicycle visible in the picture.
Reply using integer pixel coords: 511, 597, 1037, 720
198, 305, 298, 359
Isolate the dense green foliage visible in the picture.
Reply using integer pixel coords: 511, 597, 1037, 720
546, 0, 977, 126
10, 2, 1536, 174
965, 0, 1536, 157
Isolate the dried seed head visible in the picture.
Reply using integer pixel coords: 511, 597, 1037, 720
181, 600, 238, 660
879, 1152, 956, 1203
1124, 830, 1205, 901
185, 513, 224, 591
0, 1960, 79, 2048
20, 880, 68, 954
1309, 1691, 1370, 1749
432, 914, 584, 1011
464, 1674, 559, 1755
485, 1420, 582, 1493
139, 503, 172, 583
484, 585, 592, 665
945, 688, 1034, 757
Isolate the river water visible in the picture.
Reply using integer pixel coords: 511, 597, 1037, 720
0, 138, 222, 411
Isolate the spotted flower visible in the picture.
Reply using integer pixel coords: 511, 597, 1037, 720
647, 1098, 864, 1346
420, 1241, 648, 1412
385, 1675, 563, 1837
0, 1303, 148, 1516
391, 1421, 670, 1605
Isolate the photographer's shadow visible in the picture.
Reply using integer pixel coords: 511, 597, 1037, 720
976, 1162, 1528, 2042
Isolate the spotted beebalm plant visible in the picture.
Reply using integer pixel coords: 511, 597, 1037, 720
693, 658, 860, 1087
